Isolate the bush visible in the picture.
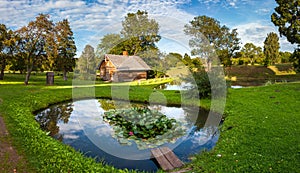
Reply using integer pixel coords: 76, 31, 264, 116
184, 68, 227, 98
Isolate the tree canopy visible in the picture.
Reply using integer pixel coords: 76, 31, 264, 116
97, 10, 161, 57
54, 19, 76, 80
76, 44, 97, 80
184, 15, 240, 68
271, 0, 300, 45
272, 0, 300, 70
17, 14, 54, 85
264, 32, 280, 66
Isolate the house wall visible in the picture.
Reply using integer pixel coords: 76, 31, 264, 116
114, 71, 147, 82
99, 60, 116, 81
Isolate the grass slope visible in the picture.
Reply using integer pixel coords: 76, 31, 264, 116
225, 65, 300, 86
0, 73, 299, 172
190, 83, 300, 172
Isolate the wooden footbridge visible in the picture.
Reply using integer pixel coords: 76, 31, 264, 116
151, 147, 184, 171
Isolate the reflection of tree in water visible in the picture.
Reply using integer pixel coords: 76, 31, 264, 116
98, 99, 144, 111
35, 103, 73, 141
98, 99, 115, 111
183, 106, 208, 130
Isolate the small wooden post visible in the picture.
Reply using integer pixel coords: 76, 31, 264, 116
46, 72, 54, 85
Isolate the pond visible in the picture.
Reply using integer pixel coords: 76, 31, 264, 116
35, 99, 219, 172
156, 82, 192, 90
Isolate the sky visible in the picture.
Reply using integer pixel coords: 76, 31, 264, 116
0, 0, 296, 57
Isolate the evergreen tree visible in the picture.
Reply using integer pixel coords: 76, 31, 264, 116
54, 19, 76, 81
76, 45, 96, 80
264, 32, 280, 66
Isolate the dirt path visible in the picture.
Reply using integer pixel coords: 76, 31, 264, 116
0, 116, 32, 173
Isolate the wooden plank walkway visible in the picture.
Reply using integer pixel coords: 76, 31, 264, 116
151, 147, 184, 171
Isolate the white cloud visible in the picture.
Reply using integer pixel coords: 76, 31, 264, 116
235, 22, 296, 52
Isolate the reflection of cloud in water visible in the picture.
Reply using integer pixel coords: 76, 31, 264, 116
64, 134, 80, 140
190, 128, 213, 146
95, 125, 113, 137
149, 105, 187, 121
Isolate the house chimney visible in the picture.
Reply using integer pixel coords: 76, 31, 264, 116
123, 51, 128, 56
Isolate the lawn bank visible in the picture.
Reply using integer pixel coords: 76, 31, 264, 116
0, 74, 299, 172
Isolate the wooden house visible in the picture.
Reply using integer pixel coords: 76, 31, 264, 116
99, 53, 151, 82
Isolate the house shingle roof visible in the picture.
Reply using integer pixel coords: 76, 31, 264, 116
105, 54, 151, 71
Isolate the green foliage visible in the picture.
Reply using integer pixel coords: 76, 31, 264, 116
75, 44, 97, 80
272, 0, 300, 45
97, 10, 161, 57
103, 107, 185, 149
272, 0, 300, 70
53, 19, 76, 81
16, 14, 54, 85
121, 10, 161, 55
279, 51, 292, 63
264, 32, 280, 66
241, 43, 263, 65
184, 15, 240, 67
96, 33, 123, 57
291, 49, 300, 72
0, 24, 17, 80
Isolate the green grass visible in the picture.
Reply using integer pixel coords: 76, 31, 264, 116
0, 73, 299, 172
188, 83, 300, 172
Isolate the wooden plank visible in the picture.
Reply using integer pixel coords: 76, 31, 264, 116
151, 148, 174, 171
159, 147, 184, 168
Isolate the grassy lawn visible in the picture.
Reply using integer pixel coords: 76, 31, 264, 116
0, 73, 299, 172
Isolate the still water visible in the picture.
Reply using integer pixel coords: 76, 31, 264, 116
35, 99, 219, 172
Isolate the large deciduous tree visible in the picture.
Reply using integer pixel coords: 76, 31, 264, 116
120, 10, 161, 55
272, 0, 300, 70
54, 19, 76, 81
96, 33, 123, 57
264, 32, 280, 66
241, 43, 263, 65
17, 14, 54, 85
97, 10, 161, 57
184, 15, 240, 70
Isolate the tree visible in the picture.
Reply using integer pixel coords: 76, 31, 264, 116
0, 24, 9, 80
184, 15, 240, 69
264, 32, 280, 66
272, 0, 300, 70
279, 51, 292, 63
272, 0, 300, 45
54, 19, 76, 80
0, 24, 18, 79
120, 10, 161, 55
16, 14, 54, 85
241, 43, 263, 65
76, 45, 97, 80
96, 33, 123, 57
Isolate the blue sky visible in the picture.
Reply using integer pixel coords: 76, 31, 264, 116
0, 0, 296, 57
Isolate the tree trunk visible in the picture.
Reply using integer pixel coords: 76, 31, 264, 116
63, 69, 67, 81
0, 69, 4, 80
24, 66, 33, 85
0, 60, 5, 80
